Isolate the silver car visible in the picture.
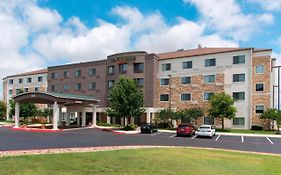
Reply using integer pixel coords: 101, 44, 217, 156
195, 125, 216, 138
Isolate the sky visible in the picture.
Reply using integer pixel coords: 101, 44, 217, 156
1, 0, 281, 100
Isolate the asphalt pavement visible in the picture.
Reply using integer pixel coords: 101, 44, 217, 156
0, 127, 281, 154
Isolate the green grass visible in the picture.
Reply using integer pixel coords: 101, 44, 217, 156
0, 148, 281, 175
216, 129, 278, 135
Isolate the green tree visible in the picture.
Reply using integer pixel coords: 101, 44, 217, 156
208, 92, 236, 130
106, 77, 145, 126
9, 99, 38, 121
0, 101, 6, 120
156, 108, 176, 126
260, 108, 281, 132
38, 108, 53, 123
175, 108, 204, 123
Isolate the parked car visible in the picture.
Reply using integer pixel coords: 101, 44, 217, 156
195, 125, 216, 138
176, 123, 196, 137
141, 123, 158, 133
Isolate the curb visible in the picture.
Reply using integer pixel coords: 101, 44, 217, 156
11, 127, 63, 133
0, 145, 280, 157
216, 132, 281, 138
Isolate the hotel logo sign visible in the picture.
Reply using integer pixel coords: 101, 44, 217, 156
110, 56, 136, 64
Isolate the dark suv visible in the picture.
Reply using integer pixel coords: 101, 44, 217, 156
141, 123, 158, 133
176, 123, 196, 137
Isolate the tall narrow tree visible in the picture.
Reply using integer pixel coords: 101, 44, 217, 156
106, 77, 145, 126
208, 92, 236, 130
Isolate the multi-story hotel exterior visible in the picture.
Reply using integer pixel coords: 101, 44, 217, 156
2, 69, 48, 120
2, 47, 275, 129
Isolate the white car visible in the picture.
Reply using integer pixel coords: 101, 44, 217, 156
195, 125, 216, 137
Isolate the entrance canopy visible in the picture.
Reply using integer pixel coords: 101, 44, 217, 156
13, 92, 99, 105
13, 92, 99, 130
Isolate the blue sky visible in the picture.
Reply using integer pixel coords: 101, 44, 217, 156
1, 0, 281, 99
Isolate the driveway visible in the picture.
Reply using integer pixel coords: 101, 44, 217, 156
0, 127, 281, 154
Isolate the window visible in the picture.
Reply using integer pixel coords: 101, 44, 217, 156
204, 117, 214, 125
19, 78, 23, 84
233, 55, 245, 64
51, 72, 58, 79
34, 87, 39, 92
38, 76, 43, 82
16, 89, 21, 94
204, 92, 214, 100
256, 83, 264, 92
233, 117, 245, 126
89, 68, 96, 76
256, 65, 264, 74
160, 94, 169, 101
181, 77, 191, 84
9, 79, 13, 85
160, 78, 169, 85
204, 75, 215, 83
74, 83, 82, 90
161, 63, 171, 71
64, 84, 70, 91
108, 66, 114, 75
233, 74, 245, 82
24, 88, 28, 92
64, 71, 70, 78
9, 90, 12, 95
27, 77, 32, 83
205, 58, 216, 67
182, 61, 192, 69
108, 80, 114, 88
181, 93, 191, 101
256, 105, 264, 113
135, 78, 144, 87
233, 92, 245, 100
119, 63, 127, 74
51, 85, 56, 91
75, 70, 81, 77
88, 82, 96, 90
134, 63, 144, 73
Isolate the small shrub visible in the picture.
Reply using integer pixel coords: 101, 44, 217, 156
251, 125, 263, 131
156, 122, 172, 129
122, 124, 138, 131
97, 122, 121, 127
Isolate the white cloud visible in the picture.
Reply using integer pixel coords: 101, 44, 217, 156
0, 1, 242, 99
247, 0, 281, 11
184, 0, 274, 41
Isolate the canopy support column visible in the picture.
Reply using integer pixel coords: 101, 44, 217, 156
53, 101, 59, 130
92, 105, 97, 127
14, 102, 20, 128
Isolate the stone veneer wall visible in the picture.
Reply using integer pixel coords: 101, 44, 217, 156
156, 73, 224, 126
251, 56, 271, 127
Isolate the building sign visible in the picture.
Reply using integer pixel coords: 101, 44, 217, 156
110, 56, 136, 64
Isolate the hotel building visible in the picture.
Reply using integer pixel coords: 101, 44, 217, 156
2, 47, 275, 129
2, 69, 48, 120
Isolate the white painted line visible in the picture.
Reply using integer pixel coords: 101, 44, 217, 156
191, 135, 197, 139
170, 134, 177, 138
151, 132, 161, 136
215, 135, 221, 141
266, 137, 274, 144
241, 136, 244, 143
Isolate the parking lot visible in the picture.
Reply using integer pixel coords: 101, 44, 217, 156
0, 127, 281, 154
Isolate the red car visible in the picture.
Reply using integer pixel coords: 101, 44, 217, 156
176, 124, 196, 137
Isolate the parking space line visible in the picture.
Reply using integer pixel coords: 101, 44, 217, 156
241, 136, 244, 143
191, 135, 197, 139
151, 132, 161, 136
170, 134, 177, 138
266, 137, 274, 144
215, 135, 221, 141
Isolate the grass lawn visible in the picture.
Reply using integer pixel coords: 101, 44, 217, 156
0, 148, 281, 175
216, 129, 279, 135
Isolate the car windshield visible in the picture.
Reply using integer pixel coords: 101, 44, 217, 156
199, 126, 211, 129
